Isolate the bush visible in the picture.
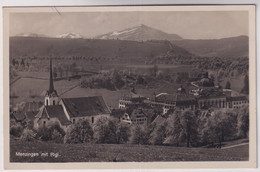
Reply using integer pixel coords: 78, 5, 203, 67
10, 124, 24, 138
130, 123, 156, 145
237, 105, 249, 138
66, 119, 93, 144
151, 121, 168, 145
36, 123, 65, 143
94, 117, 131, 144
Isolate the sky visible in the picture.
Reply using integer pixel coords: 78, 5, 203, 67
10, 11, 248, 39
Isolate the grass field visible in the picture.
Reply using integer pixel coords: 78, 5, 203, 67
10, 77, 79, 106
10, 139, 248, 162
10, 71, 183, 109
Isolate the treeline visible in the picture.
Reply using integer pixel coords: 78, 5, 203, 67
151, 55, 248, 77
10, 105, 249, 147
80, 70, 148, 91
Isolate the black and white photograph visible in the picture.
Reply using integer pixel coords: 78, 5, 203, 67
2, 5, 256, 169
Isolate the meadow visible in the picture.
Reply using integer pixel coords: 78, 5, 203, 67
10, 63, 192, 109
10, 64, 245, 109
10, 139, 248, 162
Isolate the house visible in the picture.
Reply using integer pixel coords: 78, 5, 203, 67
10, 101, 43, 126
129, 108, 157, 125
110, 109, 131, 124
34, 57, 110, 131
130, 108, 148, 125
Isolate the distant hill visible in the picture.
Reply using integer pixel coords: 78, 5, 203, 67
172, 36, 248, 58
15, 33, 48, 38
95, 24, 182, 41
10, 37, 191, 64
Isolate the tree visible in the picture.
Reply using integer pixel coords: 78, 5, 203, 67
93, 116, 108, 143
94, 117, 131, 144
152, 121, 168, 145
170, 113, 183, 146
241, 75, 249, 94
237, 105, 249, 138
12, 59, 16, 66
130, 123, 156, 145
115, 122, 131, 144
131, 125, 148, 145
179, 110, 198, 147
66, 120, 93, 144
202, 109, 237, 146
225, 81, 231, 89
111, 70, 124, 89
10, 123, 24, 138
36, 123, 65, 143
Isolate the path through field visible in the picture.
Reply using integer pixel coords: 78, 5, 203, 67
221, 143, 249, 150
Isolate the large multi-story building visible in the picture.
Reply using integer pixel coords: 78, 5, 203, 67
119, 85, 248, 115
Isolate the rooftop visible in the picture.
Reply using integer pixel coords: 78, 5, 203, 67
44, 105, 71, 126
61, 96, 110, 118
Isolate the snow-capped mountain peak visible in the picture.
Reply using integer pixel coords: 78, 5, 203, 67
56, 33, 83, 39
95, 24, 182, 41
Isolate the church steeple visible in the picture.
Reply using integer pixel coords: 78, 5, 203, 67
45, 56, 59, 106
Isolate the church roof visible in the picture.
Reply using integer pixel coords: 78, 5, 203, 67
25, 111, 38, 120
45, 105, 71, 125
61, 96, 110, 118
36, 105, 71, 126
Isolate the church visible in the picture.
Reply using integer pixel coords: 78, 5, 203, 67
34, 57, 111, 131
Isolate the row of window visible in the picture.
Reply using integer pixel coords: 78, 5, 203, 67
72, 117, 95, 124
119, 102, 130, 105
233, 101, 247, 105
132, 118, 146, 122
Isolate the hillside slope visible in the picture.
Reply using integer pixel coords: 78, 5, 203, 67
10, 37, 190, 64
172, 36, 248, 58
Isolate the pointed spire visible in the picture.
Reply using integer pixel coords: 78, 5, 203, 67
48, 56, 55, 94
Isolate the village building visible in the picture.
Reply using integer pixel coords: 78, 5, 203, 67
34, 57, 111, 131
110, 109, 132, 124
118, 93, 145, 109
129, 108, 157, 125
175, 95, 197, 111
10, 101, 43, 127
120, 83, 249, 115
226, 96, 249, 109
